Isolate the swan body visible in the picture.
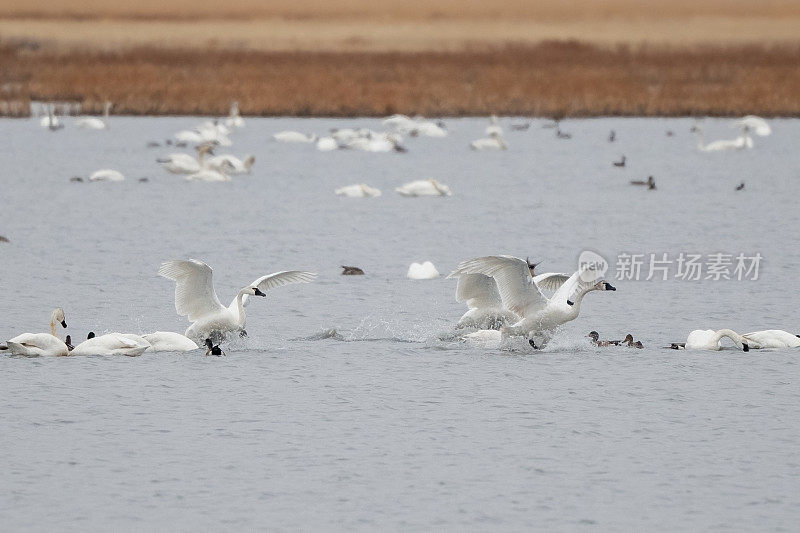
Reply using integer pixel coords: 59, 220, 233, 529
158, 145, 213, 174
407, 261, 439, 280
470, 131, 507, 150
412, 121, 447, 137
335, 184, 382, 197
89, 169, 125, 182
346, 132, 405, 152
693, 125, 752, 152
158, 259, 317, 342
71, 333, 149, 356
449, 255, 615, 341
685, 329, 750, 350
76, 101, 111, 130
185, 160, 234, 182
316, 137, 339, 151
206, 154, 254, 174
383, 114, 415, 133
273, 131, 317, 143
742, 330, 800, 349
395, 178, 451, 197
6, 333, 69, 356
142, 331, 199, 352
175, 122, 232, 146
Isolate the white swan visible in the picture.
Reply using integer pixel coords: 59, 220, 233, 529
40, 104, 63, 130
71, 333, 149, 356
175, 122, 232, 146
158, 259, 317, 342
684, 329, 750, 350
742, 330, 800, 349
383, 114, 415, 133
407, 262, 439, 280
345, 132, 405, 153
470, 131, 507, 150
5, 308, 70, 356
485, 115, 503, 136
316, 137, 339, 151
184, 160, 234, 182
89, 169, 125, 182
76, 101, 111, 130
692, 124, 752, 152
734, 115, 771, 137
206, 154, 255, 174
411, 120, 447, 137
395, 178, 451, 197
224, 101, 245, 129
141, 331, 199, 352
335, 184, 382, 197
158, 144, 214, 174
448, 255, 615, 344
273, 131, 317, 143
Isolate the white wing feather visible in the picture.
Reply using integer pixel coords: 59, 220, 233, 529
453, 273, 503, 309
241, 270, 317, 307
449, 255, 547, 317
158, 259, 225, 321
533, 272, 570, 293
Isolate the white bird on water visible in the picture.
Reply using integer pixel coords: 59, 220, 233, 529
224, 101, 245, 129
89, 169, 125, 182
335, 184, 382, 197
158, 144, 214, 174
76, 101, 112, 130
70, 332, 149, 356
184, 160, 235, 182
4, 308, 70, 356
742, 329, 800, 349
206, 154, 255, 174
395, 178, 451, 197
680, 329, 751, 350
158, 259, 317, 342
407, 262, 440, 280
273, 131, 317, 143
470, 131, 507, 151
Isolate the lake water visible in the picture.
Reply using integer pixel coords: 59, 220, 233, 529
1, 117, 799, 530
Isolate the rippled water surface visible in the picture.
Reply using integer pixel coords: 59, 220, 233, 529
2, 117, 799, 530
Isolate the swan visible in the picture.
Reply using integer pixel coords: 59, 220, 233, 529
448, 255, 616, 344
75, 101, 111, 130
158, 259, 317, 342
395, 178, 451, 197
206, 154, 255, 174
89, 169, 125, 182
316, 136, 339, 151
141, 331, 199, 352
5, 308, 70, 356
692, 124, 752, 151
485, 115, 503, 136
184, 160, 234, 182
330, 128, 360, 144
470, 131, 507, 151
383, 114, 415, 133
224, 101, 245, 129
70, 332, 149, 356
734, 115, 771, 137
684, 329, 751, 351
407, 261, 439, 280
411, 120, 447, 137
158, 144, 214, 174
40, 104, 63, 131
175, 122, 232, 146
345, 132, 406, 153
335, 184, 382, 197
742, 330, 800, 349
273, 131, 317, 143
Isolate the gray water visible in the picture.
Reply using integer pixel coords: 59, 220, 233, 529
1, 117, 799, 531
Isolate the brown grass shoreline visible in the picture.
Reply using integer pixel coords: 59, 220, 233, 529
2, 41, 800, 117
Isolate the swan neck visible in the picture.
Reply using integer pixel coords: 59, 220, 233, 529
715, 329, 744, 346
235, 290, 247, 328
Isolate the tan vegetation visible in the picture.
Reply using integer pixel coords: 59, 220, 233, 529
3, 41, 799, 117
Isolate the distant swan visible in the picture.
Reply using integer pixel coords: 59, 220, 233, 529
407, 261, 439, 280
335, 184, 382, 197
40, 104, 63, 131
185, 160, 234, 182
692, 124, 752, 152
206, 154, 255, 174
158, 259, 317, 342
470, 131, 507, 151
158, 144, 213, 174
273, 131, 317, 143
76, 101, 111, 130
89, 169, 125, 182
224, 101, 245, 129
316, 137, 339, 151
485, 115, 503, 137
395, 178, 451, 197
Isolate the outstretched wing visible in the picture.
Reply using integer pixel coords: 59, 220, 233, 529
448, 255, 547, 317
158, 259, 225, 321
533, 272, 570, 293
241, 270, 317, 307
453, 273, 502, 309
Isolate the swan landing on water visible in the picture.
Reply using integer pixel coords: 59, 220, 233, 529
158, 259, 317, 342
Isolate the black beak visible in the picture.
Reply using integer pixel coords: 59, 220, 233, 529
254, 288, 266, 297
742, 343, 750, 352
61, 320, 67, 328
605, 282, 616, 291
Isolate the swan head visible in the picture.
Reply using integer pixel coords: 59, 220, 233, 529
51, 308, 67, 328
600, 281, 616, 291
588, 331, 599, 342
87, 332, 95, 339
525, 257, 540, 276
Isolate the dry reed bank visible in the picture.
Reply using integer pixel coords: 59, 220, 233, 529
2, 41, 799, 117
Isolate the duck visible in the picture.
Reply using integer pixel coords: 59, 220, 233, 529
588, 331, 619, 346
89, 169, 125, 182
621, 334, 643, 348
742, 330, 800, 349
736, 182, 745, 191
70, 332, 149, 356
0, 235, 9, 243
335, 184, 382, 198
158, 144, 214, 174
448, 255, 616, 346
407, 262, 439, 280
395, 178, 451, 197
75, 101, 111, 130
158, 259, 317, 342
510, 122, 530, 131
341, 266, 365, 275
613, 155, 626, 167
273, 131, 317, 143
630, 176, 656, 189
470, 131, 507, 151
608, 130, 616, 142
204, 338, 226, 357
5, 308, 70, 356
